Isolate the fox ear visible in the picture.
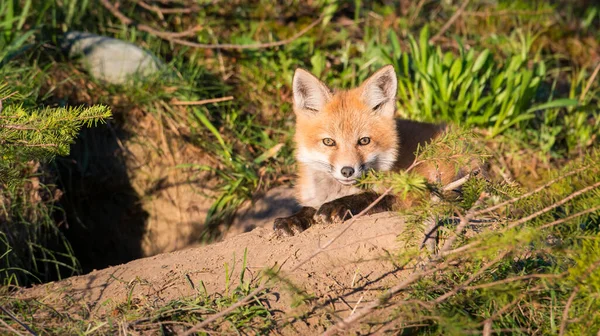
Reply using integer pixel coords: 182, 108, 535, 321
360, 65, 397, 118
292, 68, 332, 115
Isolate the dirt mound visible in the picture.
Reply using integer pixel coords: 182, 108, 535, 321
18, 211, 409, 333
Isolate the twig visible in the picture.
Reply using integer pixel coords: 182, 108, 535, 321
452, 185, 600, 259
471, 165, 591, 217
433, 250, 508, 303
579, 62, 600, 102
482, 320, 492, 336
322, 260, 451, 336
15, 141, 58, 148
430, 0, 470, 43
0, 306, 37, 336
0, 124, 37, 130
100, 0, 201, 38
479, 290, 531, 330
101, 0, 323, 49
0, 318, 25, 336
506, 180, 600, 230
559, 259, 600, 336
0, 91, 19, 114
465, 273, 564, 290
442, 173, 470, 191
539, 205, 600, 230
350, 295, 363, 316
439, 192, 487, 253
182, 188, 394, 336
408, 0, 427, 24
136, 0, 165, 20
171, 96, 234, 106
136, 0, 197, 18
559, 287, 580, 336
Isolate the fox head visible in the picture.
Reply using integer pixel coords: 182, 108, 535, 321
292, 65, 399, 185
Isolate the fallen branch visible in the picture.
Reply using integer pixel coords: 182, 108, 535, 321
472, 164, 591, 217
430, 0, 470, 43
100, 0, 322, 49
507, 180, 600, 229
100, 0, 201, 38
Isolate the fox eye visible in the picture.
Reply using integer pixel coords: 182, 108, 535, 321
358, 137, 371, 146
322, 138, 336, 146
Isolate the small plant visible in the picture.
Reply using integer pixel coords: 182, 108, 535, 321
383, 27, 578, 137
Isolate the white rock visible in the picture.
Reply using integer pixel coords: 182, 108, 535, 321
63, 31, 164, 84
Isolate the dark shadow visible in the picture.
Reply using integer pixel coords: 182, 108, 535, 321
54, 121, 149, 274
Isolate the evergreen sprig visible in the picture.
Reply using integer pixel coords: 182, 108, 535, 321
0, 85, 111, 285
0, 90, 111, 185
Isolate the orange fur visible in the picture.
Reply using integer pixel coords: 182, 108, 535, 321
291, 65, 477, 209
273, 65, 485, 237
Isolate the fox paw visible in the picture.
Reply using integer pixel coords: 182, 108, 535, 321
273, 217, 305, 237
315, 200, 353, 224
273, 207, 317, 238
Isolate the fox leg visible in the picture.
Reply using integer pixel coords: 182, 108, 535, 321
273, 207, 317, 237
315, 192, 396, 224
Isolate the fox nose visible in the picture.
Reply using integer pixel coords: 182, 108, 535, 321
340, 166, 355, 178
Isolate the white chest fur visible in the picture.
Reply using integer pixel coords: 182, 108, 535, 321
298, 169, 362, 208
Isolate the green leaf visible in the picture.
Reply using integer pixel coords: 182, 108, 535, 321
419, 25, 430, 65
472, 49, 490, 73
192, 107, 231, 160
389, 30, 402, 59
450, 58, 463, 81
526, 99, 579, 113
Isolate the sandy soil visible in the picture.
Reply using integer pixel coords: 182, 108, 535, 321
18, 205, 411, 333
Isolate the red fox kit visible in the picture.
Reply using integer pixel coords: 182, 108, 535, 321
274, 65, 479, 237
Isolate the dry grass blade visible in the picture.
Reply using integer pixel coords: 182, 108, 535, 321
463, 9, 553, 17
579, 62, 600, 102
171, 96, 234, 106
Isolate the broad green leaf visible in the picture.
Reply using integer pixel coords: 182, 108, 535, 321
389, 30, 402, 59
450, 58, 463, 80
472, 49, 490, 73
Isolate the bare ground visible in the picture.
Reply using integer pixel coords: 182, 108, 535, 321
17, 202, 411, 333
